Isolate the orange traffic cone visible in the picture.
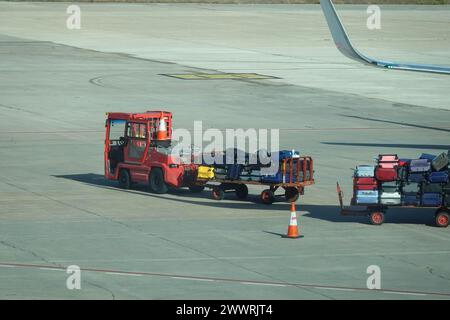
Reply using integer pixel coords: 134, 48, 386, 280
287, 202, 302, 239
157, 118, 168, 140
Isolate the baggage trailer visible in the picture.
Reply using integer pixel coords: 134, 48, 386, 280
196, 156, 315, 205
336, 182, 450, 227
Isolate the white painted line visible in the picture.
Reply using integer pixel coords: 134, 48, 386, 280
0, 265, 15, 268
314, 287, 356, 292
240, 282, 287, 287
171, 276, 215, 282
383, 291, 426, 297
105, 272, 142, 277
39, 267, 63, 271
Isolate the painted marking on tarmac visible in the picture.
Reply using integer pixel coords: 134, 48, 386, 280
161, 73, 280, 80
171, 276, 215, 282
315, 287, 355, 292
383, 291, 426, 297
240, 282, 287, 287
105, 272, 142, 277
39, 267, 64, 272
2, 261, 450, 298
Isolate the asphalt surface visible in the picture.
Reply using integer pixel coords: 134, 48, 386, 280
0, 2, 449, 299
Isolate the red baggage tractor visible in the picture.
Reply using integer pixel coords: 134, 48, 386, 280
375, 167, 398, 182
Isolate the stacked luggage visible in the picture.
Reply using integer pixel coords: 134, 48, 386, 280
353, 152, 450, 207
197, 149, 306, 183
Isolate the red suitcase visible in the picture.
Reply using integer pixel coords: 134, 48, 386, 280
375, 167, 398, 182
354, 184, 378, 191
354, 177, 377, 185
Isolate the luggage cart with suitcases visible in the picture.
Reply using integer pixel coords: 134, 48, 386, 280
336, 152, 450, 227
195, 156, 315, 205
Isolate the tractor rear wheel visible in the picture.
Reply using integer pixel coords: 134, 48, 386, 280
118, 169, 131, 189
149, 168, 168, 194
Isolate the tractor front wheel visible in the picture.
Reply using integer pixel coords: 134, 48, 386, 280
149, 168, 169, 194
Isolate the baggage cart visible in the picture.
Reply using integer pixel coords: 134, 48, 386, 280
195, 156, 315, 205
336, 182, 450, 228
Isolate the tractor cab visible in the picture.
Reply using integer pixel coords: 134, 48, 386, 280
105, 111, 172, 177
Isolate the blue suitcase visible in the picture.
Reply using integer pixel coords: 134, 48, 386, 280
226, 164, 243, 180
356, 190, 379, 205
402, 193, 420, 206
428, 171, 449, 183
419, 153, 437, 161
410, 159, 431, 173
421, 193, 442, 206
276, 150, 300, 160
408, 173, 426, 183
355, 165, 375, 178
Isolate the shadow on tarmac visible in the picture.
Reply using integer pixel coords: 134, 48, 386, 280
54, 173, 438, 227
321, 142, 450, 150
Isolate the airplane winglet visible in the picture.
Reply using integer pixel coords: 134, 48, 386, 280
320, 0, 450, 75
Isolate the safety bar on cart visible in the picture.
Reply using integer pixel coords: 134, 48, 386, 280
281, 156, 314, 185
336, 182, 374, 216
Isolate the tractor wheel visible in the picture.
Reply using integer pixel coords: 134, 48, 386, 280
149, 168, 168, 194
118, 169, 131, 189
189, 185, 205, 193
261, 189, 275, 205
435, 211, 449, 228
212, 186, 225, 200
235, 184, 249, 200
369, 211, 385, 226
285, 187, 299, 203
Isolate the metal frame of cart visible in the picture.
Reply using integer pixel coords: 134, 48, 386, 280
336, 182, 450, 227
196, 156, 315, 204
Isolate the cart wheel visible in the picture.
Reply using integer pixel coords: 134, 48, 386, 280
189, 185, 205, 193
261, 189, 275, 205
369, 211, 385, 226
212, 186, 225, 201
118, 169, 131, 189
284, 187, 299, 203
435, 211, 449, 228
235, 184, 248, 200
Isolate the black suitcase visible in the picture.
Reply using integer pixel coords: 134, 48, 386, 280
397, 166, 408, 181
432, 152, 449, 172
422, 183, 443, 193
445, 194, 450, 207
381, 181, 400, 193
443, 182, 450, 194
